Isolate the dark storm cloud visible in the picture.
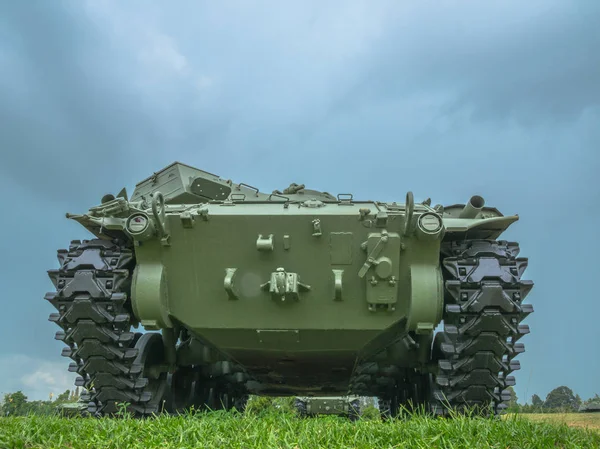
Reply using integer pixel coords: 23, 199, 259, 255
0, 1, 231, 204
0, 1, 149, 202
2, 1, 598, 204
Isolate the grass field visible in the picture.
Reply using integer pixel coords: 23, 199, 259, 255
515, 412, 600, 432
1, 411, 600, 449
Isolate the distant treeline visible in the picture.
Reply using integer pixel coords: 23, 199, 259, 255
1, 385, 598, 417
0, 388, 81, 417
504, 386, 600, 413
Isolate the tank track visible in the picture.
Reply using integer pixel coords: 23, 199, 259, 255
167, 365, 249, 413
373, 368, 431, 419
294, 398, 308, 417
430, 239, 534, 416
45, 238, 165, 416
348, 398, 361, 421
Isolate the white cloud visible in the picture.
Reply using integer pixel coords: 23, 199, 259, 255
0, 355, 77, 402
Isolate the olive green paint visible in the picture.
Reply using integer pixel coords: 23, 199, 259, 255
65, 162, 519, 395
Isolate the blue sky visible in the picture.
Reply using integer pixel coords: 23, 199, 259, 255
0, 0, 598, 403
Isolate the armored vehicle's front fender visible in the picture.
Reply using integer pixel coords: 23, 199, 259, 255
442, 215, 519, 240
441, 195, 519, 241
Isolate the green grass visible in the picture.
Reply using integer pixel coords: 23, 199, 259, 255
1, 410, 599, 449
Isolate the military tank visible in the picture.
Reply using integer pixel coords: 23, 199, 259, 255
45, 162, 533, 417
579, 403, 600, 413
56, 398, 89, 417
294, 396, 361, 421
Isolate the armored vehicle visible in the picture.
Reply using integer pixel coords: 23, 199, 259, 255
294, 396, 360, 420
579, 403, 600, 413
56, 399, 89, 417
45, 162, 533, 417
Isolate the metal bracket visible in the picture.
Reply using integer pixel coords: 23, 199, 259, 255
180, 211, 194, 228
332, 269, 343, 301
151, 191, 170, 246
312, 219, 322, 237
261, 268, 311, 302
197, 205, 209, 221
416, 322, 434, 335
224, 268, 238, 300
358, 208, 371, 221
358, 230, 389, 278
301, 199, 325, 208
256, 234, 274, 251
375, 210, 388, 227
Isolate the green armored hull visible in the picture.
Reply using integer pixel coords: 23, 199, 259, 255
45, 162, 534, 417
56, 400, 89, 417
580, 403, 600, 413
